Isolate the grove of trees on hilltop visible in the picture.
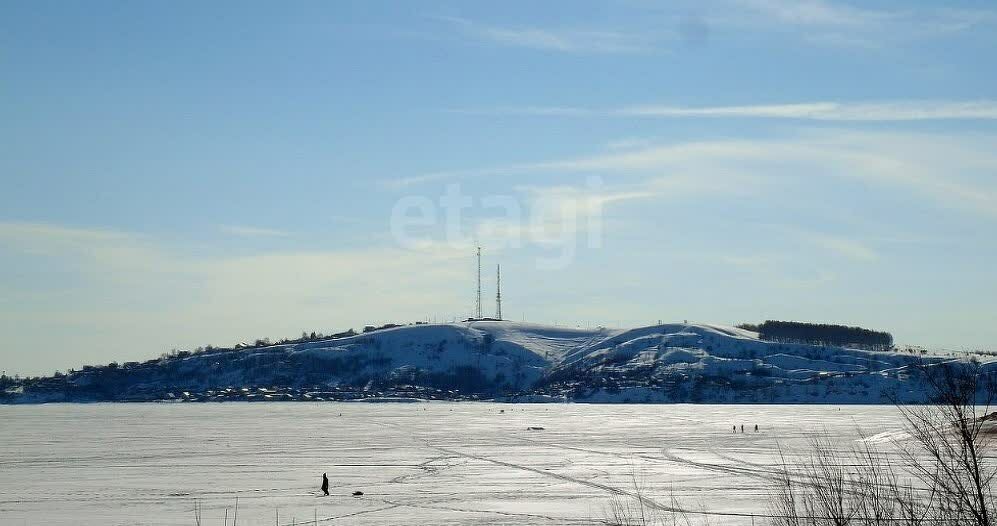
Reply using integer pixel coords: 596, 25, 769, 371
755, 320, 893, 350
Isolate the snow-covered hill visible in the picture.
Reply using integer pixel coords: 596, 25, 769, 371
1, 321, 978, 404
539, 322, 946, 403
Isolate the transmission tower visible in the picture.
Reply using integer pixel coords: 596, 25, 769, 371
495, 264, 502, 320
475, 246, 482, 319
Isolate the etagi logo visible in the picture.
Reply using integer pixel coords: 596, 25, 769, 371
390, 176, 607, 270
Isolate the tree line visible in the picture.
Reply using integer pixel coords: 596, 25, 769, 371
742, 320, 893, 350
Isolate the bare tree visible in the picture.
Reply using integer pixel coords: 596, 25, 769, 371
607, 460, 661, 526
605, 459, 715, 526
772, 361, 997, 526
771, 434, 924, 526
895, 362, 997, 526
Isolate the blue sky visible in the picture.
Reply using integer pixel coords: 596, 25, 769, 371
2, 0, 996, 375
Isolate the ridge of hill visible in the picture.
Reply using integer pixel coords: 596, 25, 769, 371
2, 321, 979, 404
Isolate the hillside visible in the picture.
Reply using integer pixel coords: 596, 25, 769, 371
1, 321, 977, 404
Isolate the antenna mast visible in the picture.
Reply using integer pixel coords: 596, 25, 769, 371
496, 264, 502, 320
475, 246, 482, 319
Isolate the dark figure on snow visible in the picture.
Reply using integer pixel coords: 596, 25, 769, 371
754, 424, 759, 432
740, 424, 744, 433
321, 473, 329, 496
732, 425, 736, 433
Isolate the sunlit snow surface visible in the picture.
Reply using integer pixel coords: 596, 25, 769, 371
0, 403, 906, 525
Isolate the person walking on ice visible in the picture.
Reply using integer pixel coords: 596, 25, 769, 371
321, 473, 329, 496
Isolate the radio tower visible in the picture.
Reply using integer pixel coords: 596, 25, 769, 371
475, 246, 482, 319
495, 264, 502, 320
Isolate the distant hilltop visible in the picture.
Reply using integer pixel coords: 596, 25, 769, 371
1, 320, 990, 404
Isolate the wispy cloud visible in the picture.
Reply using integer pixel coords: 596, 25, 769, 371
605, 137, 657, 151
721, 0, 994, 47
219, 225, 292, 238
435, 15, 660, 53
732, 0, 888, 28
0, 221, 131, 244
622, 101, 997, 121
814, 235, 879, 262
431, 2, 994, 55
384, 129, 997, 220
467, 180, 657, 269
721, 254, 776, 267
382, 140, 771, 189
453, 100, 997, 121
776, 270, 838, 289
0, 221, 144, 259
781, 226, 880, 262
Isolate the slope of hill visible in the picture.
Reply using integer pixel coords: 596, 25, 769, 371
1, 321, 976, 404
538, 323, 941, 403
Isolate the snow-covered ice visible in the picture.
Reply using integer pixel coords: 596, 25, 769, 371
0, 403, 909, 525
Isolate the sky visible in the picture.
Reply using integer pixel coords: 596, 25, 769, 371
2, 0, 996, 375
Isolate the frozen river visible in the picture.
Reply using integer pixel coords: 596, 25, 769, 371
0, 403, 907, 525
